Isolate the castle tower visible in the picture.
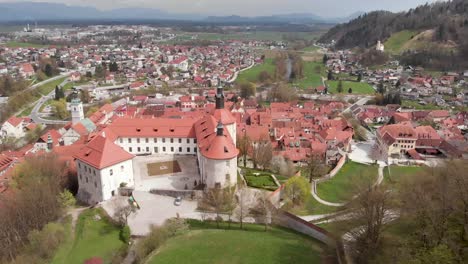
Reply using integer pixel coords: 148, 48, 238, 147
70, 98, 84, 124
212, 82, 237, 145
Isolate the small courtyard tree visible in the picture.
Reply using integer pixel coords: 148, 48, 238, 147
284, 176, 310, 206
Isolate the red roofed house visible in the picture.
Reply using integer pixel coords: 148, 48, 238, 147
1, 117, 34, 139
75, 135, 135, 204
169, 56, 189, 71
376, 124, 417, 158
20, 63, 35, 78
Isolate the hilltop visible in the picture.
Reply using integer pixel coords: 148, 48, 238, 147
319, 0, 468, 50
318, 0, 468, 70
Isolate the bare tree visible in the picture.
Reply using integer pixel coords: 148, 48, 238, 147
223, 187, 237, 229
347, 185, 392, 264
113, 202, 136, 226
305, 155, 327, 183
236, 133, 251, 168
235, 187, 249, 230
199, 188, 225, 229
283, 176, 310, 206
250, 192, 274, 231
251, 136, 272, 170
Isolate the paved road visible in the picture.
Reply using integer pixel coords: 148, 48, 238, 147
30, 79, 70, 125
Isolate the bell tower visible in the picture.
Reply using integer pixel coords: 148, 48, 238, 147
70, 98, 84, 124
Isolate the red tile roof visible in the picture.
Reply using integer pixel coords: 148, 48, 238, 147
74, 135, 134, 169
107, 117, 198, 138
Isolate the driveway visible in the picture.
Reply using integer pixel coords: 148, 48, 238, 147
102, 191, 199, 236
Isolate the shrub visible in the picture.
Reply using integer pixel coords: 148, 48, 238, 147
119, 225, 131, 244
58, 190, 76, 208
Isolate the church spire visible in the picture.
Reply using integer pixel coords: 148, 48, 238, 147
215, 81, 224, 109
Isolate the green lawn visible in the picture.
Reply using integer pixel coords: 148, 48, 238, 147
302, 45, 320, 52
401, 100, 444, 110
37, 77, 67, 95
149, 221, 325, 264
289, 194, 343, 216
243, 168, 278, 191
236, 58, 275, 83
5, 41, 51, 48
51, 208, 125, 264
384, 30, 418, 54
18, 105, 34, 117
317, 162, 378, 203
326, 80, 375, 94
383, 165, 424, 191
292, 61, 325, 89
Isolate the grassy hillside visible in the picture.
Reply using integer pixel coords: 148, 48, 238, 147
384, 30, 418, 53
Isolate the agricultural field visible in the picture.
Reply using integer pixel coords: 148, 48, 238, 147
292, 61, 325, 89
326, 80, 375, 94
236, 58, 275, 83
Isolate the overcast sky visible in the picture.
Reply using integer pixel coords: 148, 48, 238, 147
0, 0, 441, 17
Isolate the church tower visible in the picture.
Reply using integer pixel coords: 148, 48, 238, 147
70, 98, 84, 124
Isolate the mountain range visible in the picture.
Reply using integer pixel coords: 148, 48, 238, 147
0, 2, 361, 23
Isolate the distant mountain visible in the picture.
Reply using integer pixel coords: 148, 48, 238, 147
0, 2, 358, 24
204, 13, 360, 24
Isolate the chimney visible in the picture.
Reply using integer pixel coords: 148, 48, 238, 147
215, 82, 225, 109
216, 121, 224, 136
47, 133, 53, 151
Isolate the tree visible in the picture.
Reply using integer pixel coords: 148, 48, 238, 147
377, 80, 386, 94
57, 190, 76, 208
258, 70, 271, 83
253, 141, 273, 170
305, 155, 326, 183
357, 73, 363, 82
239, 82, 256, 98
347, 185, 392, 264
327, 70, 333, 81
270, 155, 296, 177
223, 187, 237, 229
284, 176, 310, 206
348, 87, 353, 93
50, 99, 70, 120
44, 64, 53, 77
113, 203, 136, 226
268, 83, 297, 102
109, 62, 119, 72
94, 65, 106, 79
337, 80, 344, 93
36, 70, 47, 81
80, 89, 91, 103
236, 133, 251, 167
323, 54, 328, 64
199, 188, 225, 229
235, 187, 249, 230
250, 192, 274, 231
54, 85, 64, 100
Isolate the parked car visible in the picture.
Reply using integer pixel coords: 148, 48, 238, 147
174, 196, 182, 206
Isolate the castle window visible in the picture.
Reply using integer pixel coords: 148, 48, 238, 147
137, 147, 141, 152
137, 138, 140, 143
119, 138, 123, 143
170, 138, 174, 143
128, 138, 132, 143
179, 147, 182, 152
110, 169, 113, 176
146, 147, 149, 152
226, 174, 230, 181
155, 147, 158, 153
226, 160, 230, 167
187, 139, 190, 143
194, 139, 197, 143
86, 177, 88, 183
163, 147, 166, 152
171, 147, 174, 152
154, 138, 157, 143
121, 165, 124, 172
162, 138, 166, 143
194, 147, 197, 153
145, 138, 149, 143
129, 147, 132, 152
187, 147, 190, 152
179, 138, 182, 143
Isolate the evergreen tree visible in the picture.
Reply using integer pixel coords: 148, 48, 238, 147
327, 70, 333, 81
348, 87, 353, 93
322, 54, 328, 64
54, 85, 60, 100
337, 80, 344, 93
357, 73, 363, 82
44, 64, 53, 77
377, 80, 386, 94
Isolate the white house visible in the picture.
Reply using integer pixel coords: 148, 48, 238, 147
1, 117, 32, 139
75, 135, 135, 204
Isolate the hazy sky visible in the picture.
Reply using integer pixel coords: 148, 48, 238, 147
1, 0, 441, 17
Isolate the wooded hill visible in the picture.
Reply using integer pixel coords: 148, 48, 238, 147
319, 0, 468, 49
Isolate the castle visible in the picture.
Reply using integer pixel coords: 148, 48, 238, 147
74, 85, 239, 204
